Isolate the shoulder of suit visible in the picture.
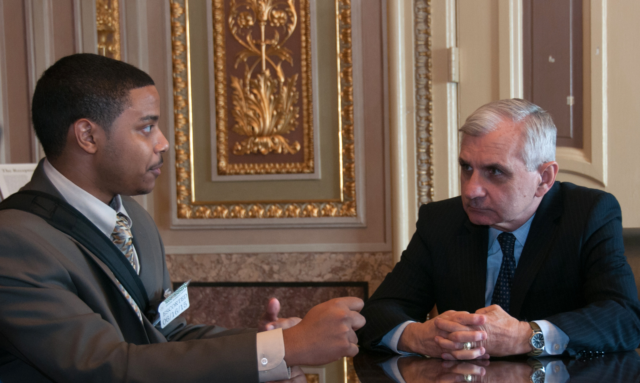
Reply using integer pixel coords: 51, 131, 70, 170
418, 196, 464, 217
557, 181, 618, 205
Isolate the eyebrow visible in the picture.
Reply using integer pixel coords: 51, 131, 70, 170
139, 115, 159, 122
458, 158, 509, 172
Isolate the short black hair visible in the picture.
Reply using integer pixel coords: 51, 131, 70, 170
32, 53, 155, 159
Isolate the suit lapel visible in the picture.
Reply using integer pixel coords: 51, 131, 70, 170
510, 182, 563, 318
455, 220, 489, 311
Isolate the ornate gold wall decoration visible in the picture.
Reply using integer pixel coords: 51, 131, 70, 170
228, 0, 301, 156
214, 0, 314, 175
96, 0, 121, 60
171, 0, 358, 220
415, 0, 434, 206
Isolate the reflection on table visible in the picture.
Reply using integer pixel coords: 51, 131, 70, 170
353, 349, 640, 383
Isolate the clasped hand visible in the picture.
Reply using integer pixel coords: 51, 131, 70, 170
400, 305, 531, 360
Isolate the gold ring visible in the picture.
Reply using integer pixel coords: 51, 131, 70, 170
463, 342, 473, 350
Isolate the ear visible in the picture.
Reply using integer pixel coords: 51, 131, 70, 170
534, 161, 559, 198
71, 119, 102, 154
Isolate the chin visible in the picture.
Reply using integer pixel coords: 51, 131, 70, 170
465, 210, 497, 227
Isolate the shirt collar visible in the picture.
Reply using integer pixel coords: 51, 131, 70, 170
42, 159, 132, 238
488, 213, 536, 250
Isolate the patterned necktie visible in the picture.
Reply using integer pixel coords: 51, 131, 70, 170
491, 232, 517, 314
111, 213, 142, 322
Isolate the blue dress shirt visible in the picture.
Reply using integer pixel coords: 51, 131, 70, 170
380, 214, 570, 356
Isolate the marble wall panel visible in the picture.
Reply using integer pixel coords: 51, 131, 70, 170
166, 252, 394, 295
180, 283, 367, 329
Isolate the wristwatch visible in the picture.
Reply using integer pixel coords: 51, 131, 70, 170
527, 359, 545, 383
527, 321, 545, 356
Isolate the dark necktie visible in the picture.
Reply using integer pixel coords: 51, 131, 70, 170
491, 232, 517, 313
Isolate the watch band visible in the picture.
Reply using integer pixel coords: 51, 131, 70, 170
528, 321, 544, 357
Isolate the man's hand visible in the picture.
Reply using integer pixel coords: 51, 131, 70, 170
282, 297, 365, 366
398, 311, 488, 360
435, 305, 532, 358
268, 366, 307, 383
258, 298, 302, 332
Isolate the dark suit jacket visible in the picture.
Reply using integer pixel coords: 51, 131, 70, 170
0, 162, 259, 382
358, 182, 640, 355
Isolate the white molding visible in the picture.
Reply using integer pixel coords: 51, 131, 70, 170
388, 0, 416, 263
73, 0, 97, 54
446, 0, 459, 198
165, 241, 392, 255
502, 0, 607, 186
499, 0, 523, 99
0, 0, 9, 163
556, 0, 607, 186
24, 0, 55, 162
122, 0, 149, 71
121, 0, 151, 212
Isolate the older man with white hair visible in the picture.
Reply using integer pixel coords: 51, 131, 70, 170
358, 98, 640, 362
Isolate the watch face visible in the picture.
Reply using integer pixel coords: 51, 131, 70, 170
531, 369, 545, 383
531, 333, 545, 349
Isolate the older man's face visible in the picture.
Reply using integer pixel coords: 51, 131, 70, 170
458, 119, 543, 232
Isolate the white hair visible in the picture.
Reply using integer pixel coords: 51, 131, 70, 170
459, 98, 557, 171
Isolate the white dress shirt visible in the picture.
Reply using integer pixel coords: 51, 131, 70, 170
380, 214, 570, 357
43, 159, 289, 381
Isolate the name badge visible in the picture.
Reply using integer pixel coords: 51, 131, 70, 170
157, 280, 190, 328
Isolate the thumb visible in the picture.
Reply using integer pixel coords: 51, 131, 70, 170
263, 297, 280, 322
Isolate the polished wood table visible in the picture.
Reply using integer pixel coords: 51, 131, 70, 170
351, 349, 640, 383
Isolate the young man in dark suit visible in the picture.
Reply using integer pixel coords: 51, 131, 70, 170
358, 99, 640, 360
0, 53, 365, 382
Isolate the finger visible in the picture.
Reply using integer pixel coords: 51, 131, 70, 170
348, 312, 366, 330
347, 329, 358, 344
449, 363, 486, 376
258, 298, 281, 331
442, 346, 486, 361
435, 372, 472, 383
434, 318, 473, 332
345, 343, 360, 357
434, 336, 460, 351
475, 305, 500, 314
450, 312, 486, 326
336, 297, 365, 312
262, 298, 280, 322
266, 317, 302, 331
447, 331, 487, 343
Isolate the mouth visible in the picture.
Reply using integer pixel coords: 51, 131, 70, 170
149, 158, 164, 176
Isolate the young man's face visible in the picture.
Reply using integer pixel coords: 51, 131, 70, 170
95, 85, 168, 197
458, 119, 543, 232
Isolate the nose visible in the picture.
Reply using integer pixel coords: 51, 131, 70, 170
155, 129, 169, 154
462, 170, 486, 200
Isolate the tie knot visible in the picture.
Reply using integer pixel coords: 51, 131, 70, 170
115, 213, 130, 229
497, 232, 516, 253
112, 213, 132, 243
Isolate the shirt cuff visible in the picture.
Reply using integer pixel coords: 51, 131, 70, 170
380, 321, 416, 354
257, 328, 290, 382
534, 320, 570, 356
379, 356, 407, 383
543, 359, 570, 383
